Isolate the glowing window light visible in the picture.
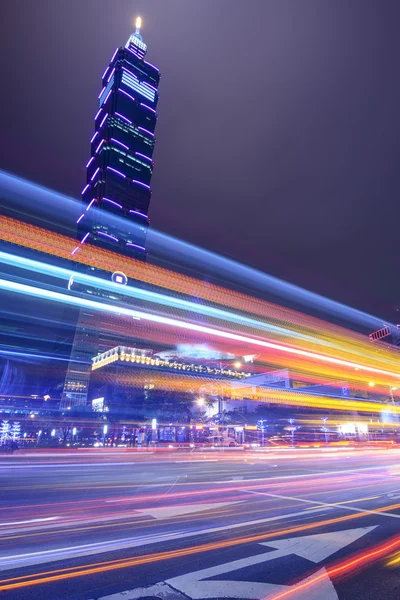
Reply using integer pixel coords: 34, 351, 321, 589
138, 126, 154, 138
119, 88, 136, 102
128, 33, 147, 52
129, 209, 147, 218
76, 214, 85, 224
90, 167, 100, 181
122, 66, 138, 80
99, 76, 114, 106
86, 198, 96, 211
135, 152, 152, 162
110, 48, 119, 63
107, 166, 125, 178
81, 232, 90, 244
115, 111, 132, 125
143, 59, 159, 72
110, 137, 129, 150
102, 197, 122, 209
126, 46, 141, 59
98, 231, 119, 242
95, 140, 104, 154
132, 179, 150, 190
121, 72, 155, 102
140, 102, 156, 114
107, 67, 115, 83
142, 80, 157, 93
127, 242, 145, 251
101, 88, 112, 108
99, 113, 108, 128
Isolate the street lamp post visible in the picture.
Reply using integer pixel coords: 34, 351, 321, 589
389, 387, 397, 405
103, 424, 108, 446
288, 418, 295, 447
218, 359, 243, 424
321, 417, 328, 446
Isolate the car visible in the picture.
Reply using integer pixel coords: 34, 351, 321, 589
202, 436, 239, 448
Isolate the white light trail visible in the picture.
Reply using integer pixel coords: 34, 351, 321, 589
0, 277, 399, 380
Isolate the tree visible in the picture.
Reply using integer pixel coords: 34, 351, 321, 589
0, 420, 10, 444
10, 422, 21, 440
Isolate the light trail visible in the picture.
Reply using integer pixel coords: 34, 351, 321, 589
0, 169, 386, 330
268, 531, 400, 600
1, 277, 400, 384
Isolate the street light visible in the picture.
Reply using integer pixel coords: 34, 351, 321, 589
103, 424, 108, 446
321, 417, 329, 445
389, 386, 397, 405
196, 397, 205, 407
234, 361, 242, 369
368, 382, 375, 387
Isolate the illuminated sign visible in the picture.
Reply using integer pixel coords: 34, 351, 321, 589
369, 326, 391, 342
111, 271, 128, 285
92, 397, 105, 412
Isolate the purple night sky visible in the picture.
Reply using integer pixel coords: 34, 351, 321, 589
1, 0, 400, 319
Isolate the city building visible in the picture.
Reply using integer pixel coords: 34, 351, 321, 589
90, 345, 251, 411
61, 18, 160, 410
77, 17, 160, 259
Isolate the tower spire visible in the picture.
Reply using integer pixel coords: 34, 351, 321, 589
135, 16, 142, 36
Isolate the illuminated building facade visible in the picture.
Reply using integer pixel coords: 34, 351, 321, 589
61, 19, 160, 410
76, 17, 160, 260
90, 346, 250, 415
91, 346, 251, 379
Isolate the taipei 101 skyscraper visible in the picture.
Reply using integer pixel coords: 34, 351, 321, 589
61, 18, 160, 409
77, 16, 160, 259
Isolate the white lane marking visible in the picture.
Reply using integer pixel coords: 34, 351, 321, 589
0, 506, 331, 571
387, 489, 400, 499
137, 501, 243, 519
0, 462, 160, 469
245, 490, 400, 519
174, 459, 219, 463
0, 516, 60, 527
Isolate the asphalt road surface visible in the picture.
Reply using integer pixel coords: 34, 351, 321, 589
2, 447, 400, 599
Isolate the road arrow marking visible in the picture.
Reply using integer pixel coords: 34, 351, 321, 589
138, 501, 243, 519
93, 571, 337, 600
166, 526, 376, 599
168, 567, 337, 599
93, 581, 189, 599
260, 526, 377, 563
